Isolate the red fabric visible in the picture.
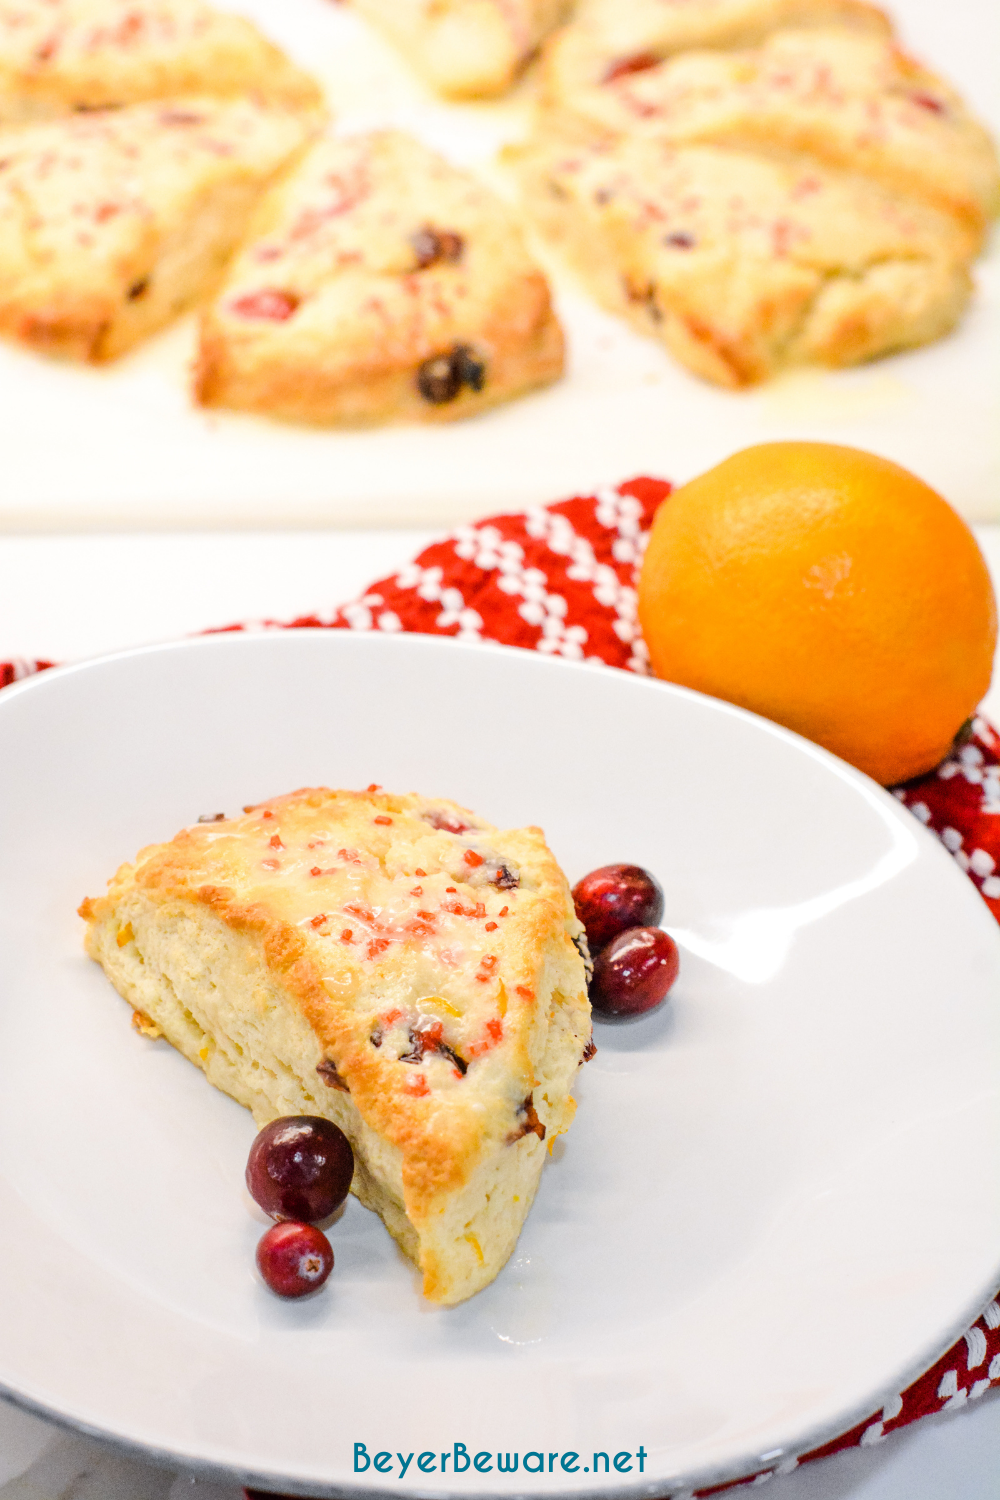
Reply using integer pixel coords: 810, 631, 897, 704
4, 477, 998, 1492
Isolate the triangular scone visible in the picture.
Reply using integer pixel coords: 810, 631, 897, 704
541, 28, 1000, 240
0, 99, 313, 361
518, 135, 974, 387
0, 0, 321, 124
541, 0, 890, 105
195, 130, 564, 425
79, 787, 592, 1306
349, 0, 571, 99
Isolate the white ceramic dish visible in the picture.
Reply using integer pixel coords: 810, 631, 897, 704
0, 0, 996, 531
0, 631, 999, 1498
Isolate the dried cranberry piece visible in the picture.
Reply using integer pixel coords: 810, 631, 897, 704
416, 344, 486, 403
230, 288, 300, 321
411, 225, 465, 267
664, 231, 696, 249
424, 808, 471, 834
454, 344, 485, 392
603, 51, 661, 83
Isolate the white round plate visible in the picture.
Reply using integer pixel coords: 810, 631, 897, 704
0, 631, 998, 1498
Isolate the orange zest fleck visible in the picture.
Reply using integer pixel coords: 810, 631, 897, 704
116, 922, 134, 947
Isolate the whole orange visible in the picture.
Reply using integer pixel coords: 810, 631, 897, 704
637, 442, 997, 785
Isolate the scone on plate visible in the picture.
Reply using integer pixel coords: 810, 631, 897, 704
79, 787, 592, 1305
517, 135, 974, 387
0, 99, 313, 362
348, 0, 572, 98
0, 0, 322, 125
541, 27, 1000, 239
194, 130, 564, 425
540, 0, 891, 105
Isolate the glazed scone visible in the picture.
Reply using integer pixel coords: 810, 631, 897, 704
0, 99, 313, 361
195, 129, 564, 425
79, 787, 593, 1306
518, 135, 973, 387
0, 0, 321, 124
541, 28, 1000, 238
540, 0, 891, 105
349, 0, 571, 98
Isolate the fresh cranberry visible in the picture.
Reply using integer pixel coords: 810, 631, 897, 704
256, 1221, 333, 1298
246, 1116, 354, 1223
590, 927, 679, 1018
572, 864, 664, 953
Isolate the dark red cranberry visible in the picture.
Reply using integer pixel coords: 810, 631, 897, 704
256, 1221, 333, 1298
246, 1116, 353, 1223
590, 927, 679, 1018
572, 864, 664, 953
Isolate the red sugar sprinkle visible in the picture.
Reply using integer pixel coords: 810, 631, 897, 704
485, 921, 498, 931
310, 866, 322, 876
309, 914, 326, 928
464, 850, 484, 867
415, 868, 427, 877
374, 815, 392, 826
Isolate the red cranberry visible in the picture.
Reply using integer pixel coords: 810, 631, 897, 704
590, 927, 679, 1018
256, 1221, 333, 1298
246, 1116, 354, 1223
572, 864, 664, 953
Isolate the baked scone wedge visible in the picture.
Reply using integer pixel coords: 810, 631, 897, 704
540, 0, 891, 105
0, 0, 322, 125
195, 129, 564, 425
0, 98, 313, 362
541, 27, 1000, 240
517, 135, 974, 387
79, 787, 593, 1306
348, 0, 571, 99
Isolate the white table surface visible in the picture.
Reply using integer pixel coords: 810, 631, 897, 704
1, 524, 999, 1500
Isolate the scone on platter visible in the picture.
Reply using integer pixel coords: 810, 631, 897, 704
540, 27, 1000, 240
79, 787, 592, 1305
0, 0, 322, 125
540, 0, 891, 105
195, 130, 564, 425
348, 0, 571, 98
517, 135, 974, 387
0, 99, 313, 362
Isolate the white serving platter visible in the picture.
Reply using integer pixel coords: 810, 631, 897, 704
0, 0, 996, 531
0, 630, 999, 1497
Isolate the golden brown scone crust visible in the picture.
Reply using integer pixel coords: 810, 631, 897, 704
0, 98, 313, 361
195, 129, 564, 425
80, 786, 592, 1305
349, 0, 572, 99
0, 0, 322, 123
540, 28, 1000, 238
517, 135, 974, 387
541, 0, 891, 102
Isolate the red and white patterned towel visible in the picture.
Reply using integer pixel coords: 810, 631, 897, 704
4, 477, 999, 1493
